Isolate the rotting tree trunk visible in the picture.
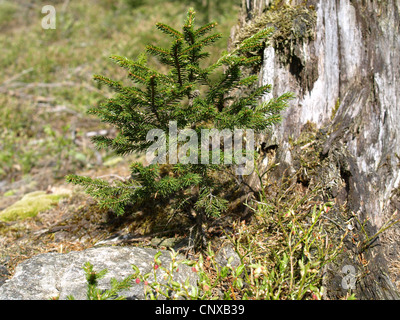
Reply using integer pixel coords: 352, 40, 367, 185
231, 0, 400, 299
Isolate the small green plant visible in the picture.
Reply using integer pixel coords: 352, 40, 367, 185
66, 9, 293, 244
352, 211, 400, 254
67, 262, 136, 300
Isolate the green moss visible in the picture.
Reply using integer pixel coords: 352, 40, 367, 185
0, 191, 68, 222
331, 98, 341, 121
291, 121, 318, 147
235, 2, 316, 63
3, 190, 16, 197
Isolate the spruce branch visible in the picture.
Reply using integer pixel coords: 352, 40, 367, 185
67, 9, 293, 230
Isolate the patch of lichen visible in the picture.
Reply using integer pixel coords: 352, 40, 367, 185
0, 191, 68, 222
236, 2, 316, 63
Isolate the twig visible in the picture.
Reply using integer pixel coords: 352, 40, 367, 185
0, 80, 112, 98
300, 141, 316, 150
0, 81, 76, 93
320, 214, 346, 232
61, 0, 70, 12
0, 68, 34, 86
95, 229, 181, 246
37, 104, 78, 115
96, 174, 129, 182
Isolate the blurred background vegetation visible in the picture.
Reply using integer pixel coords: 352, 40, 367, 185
0, 0, 240, 188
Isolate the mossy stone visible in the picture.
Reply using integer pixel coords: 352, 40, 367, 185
0, 191, 68, 222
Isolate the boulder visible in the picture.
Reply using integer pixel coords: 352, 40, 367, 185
0, 246, 197, 300
215, 243, 241, 268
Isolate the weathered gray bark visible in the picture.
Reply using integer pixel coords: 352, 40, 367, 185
232, 0, 400, 299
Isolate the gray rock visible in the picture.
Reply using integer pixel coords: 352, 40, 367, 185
0, 246, 197, 300
215, 243, 241, 268
0, 265, 9, 287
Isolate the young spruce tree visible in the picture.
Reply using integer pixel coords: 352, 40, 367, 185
66, 9, 293, 245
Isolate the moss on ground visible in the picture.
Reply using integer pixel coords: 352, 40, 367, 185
0, 191, 69, 222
